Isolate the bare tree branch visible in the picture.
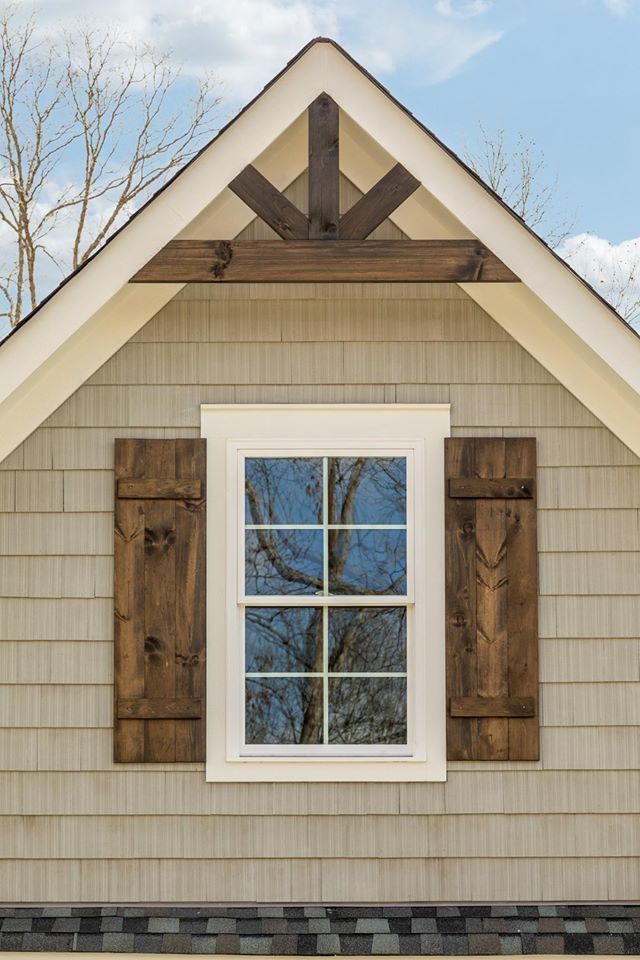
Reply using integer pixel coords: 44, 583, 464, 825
0, 5, 222, 327
464, 123, 576, 249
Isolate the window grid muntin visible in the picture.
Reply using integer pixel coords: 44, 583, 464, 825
241, 449, 411, 750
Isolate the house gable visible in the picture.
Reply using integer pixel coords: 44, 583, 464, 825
0, 38, 639, 463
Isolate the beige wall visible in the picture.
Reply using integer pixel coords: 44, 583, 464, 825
0, 271, 639, 902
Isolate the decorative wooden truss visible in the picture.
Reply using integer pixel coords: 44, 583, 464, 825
131, 94, 518, 284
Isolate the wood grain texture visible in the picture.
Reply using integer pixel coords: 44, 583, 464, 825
229, 165, 309, 240
450, 696, 535, 718
308, 93, 339, 239
449, 477, 534, 498
474, 440, 509, 760
117, 478, 201, 499
130, 240, 520, 284
117, 698, 201, 719
113, 438, 206, 763
114, 440, 145, 762
445, 437, 539, 761
174, 438, 206, 762
445, 438, 478, 760
505, 438, 540, 759
339, 163, 420, 240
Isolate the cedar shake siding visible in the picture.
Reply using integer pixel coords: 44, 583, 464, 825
0, 272, 638, 901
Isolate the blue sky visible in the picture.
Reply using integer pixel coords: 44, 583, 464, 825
383, 0, 639, 243
32, 0, 639, 242
4, 0, 639, 336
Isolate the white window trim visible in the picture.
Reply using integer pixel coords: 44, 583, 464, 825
201, 404, 450, 782
235, 440, 414, 760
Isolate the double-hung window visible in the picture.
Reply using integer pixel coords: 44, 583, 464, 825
202, 405, 448, 782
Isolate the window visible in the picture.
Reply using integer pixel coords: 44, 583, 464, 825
243, 452, 409, 754
202, 405, 449, 782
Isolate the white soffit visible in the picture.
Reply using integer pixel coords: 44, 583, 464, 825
1, 39, 640, 462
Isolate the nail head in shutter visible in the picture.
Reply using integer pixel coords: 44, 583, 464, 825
445, 437, 539, 761
114, 438, 206, 763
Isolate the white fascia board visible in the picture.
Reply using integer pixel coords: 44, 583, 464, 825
0, 284, 182, 462
319, 45, 640, 454
0, 45, 328, 463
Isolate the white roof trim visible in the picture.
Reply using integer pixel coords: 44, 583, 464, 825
1, 39, 639, 462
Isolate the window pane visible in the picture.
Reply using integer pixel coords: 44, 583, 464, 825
245, 457, 322, 525
245, 677, 323, 744
328, 457, 406, 525
246, 607, 323, 673
245, 529, 323, 595
328, 529, 407, 595
328, 677, 407, 744
328, 607, 406, 673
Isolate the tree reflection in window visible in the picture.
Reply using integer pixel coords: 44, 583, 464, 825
243, 455, 409, 748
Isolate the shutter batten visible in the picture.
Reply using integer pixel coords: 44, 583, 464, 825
114, 438, 206, 763
445, 437, 539, 762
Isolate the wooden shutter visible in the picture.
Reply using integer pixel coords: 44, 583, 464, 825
445, 437, 539, 761
114, 439, 206, 762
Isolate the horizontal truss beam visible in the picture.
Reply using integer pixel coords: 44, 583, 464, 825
131, 240, 519, 283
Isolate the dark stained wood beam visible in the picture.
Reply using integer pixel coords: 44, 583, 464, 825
229, 164, 309, 240
450, 697, 535, 719
117, 698, 202, 720
339, 164, 421, 240
131, 239, 520, 284
117, 478, 202, 500
308, 93, 339, 239
449, 477, 534, 499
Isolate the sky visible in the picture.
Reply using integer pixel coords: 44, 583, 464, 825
4, 0, 640, 334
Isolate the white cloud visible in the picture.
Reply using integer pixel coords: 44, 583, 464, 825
338, 1, 502, 85
35, 0, 338, 101
435, 0, 491, 19
0, 0, 504, 336
558, 232, 640, 326
603, 0, 631, 15
31, 0, 502, 99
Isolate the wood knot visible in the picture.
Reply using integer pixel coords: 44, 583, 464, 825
182, 498, 205, 514
211, 240, 233, 279
462, 520, 474, 536
144, 526, 176, 552
144, 635, 163, 661
451, 613, 467, 628
176, 652, 201, 667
